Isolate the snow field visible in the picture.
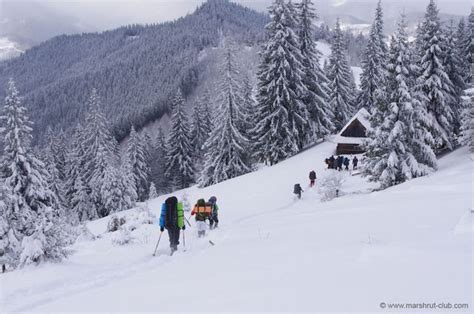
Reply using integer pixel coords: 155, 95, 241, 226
0, 142, 472, 312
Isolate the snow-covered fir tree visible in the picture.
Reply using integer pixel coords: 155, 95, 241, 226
358, 0, 387, 111
239, 73, 257, 142
65, 124, 92, 222
463, 9, 474, 84
44, 131, 67, 219
456, 18, 470, 85
190, 96, 213, 170
0, 183, 20, 268
127, 126, 151, 202
460, 87, 474, 151
443, 20, 467, 132
327, 19, 355, 131
45, 128, 67, 181
100, 164, 129, 214
252, 0, 310, 165
120, 154, 138, 208
165, 89, 195, 189
364, 15, 437, 188
82, 89, 118, 218
149, 127, 168, 193
296, 0, 334, 138
148, 182, 158, 199
0, 79, 69, 266
200, 48, 251, 187
416, 0, 455, 150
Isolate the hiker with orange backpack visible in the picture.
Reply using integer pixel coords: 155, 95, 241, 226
191, 199, 212, 237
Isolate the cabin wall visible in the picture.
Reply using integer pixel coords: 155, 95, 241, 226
336, 143, 365, 155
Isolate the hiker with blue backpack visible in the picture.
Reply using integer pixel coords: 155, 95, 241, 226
159, 196, 185, 254
207, 196, 219, 229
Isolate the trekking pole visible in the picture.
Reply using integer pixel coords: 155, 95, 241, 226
182, 229, 186, 251
184, 216, 191, 227
152, 231, 163, 256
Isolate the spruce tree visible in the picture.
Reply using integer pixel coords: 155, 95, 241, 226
239, 74, 256, 142
456, 19, 470, 84
165, 89, 195, 190
200, 48, 251, 187
296, 0, 333, 138
100, 164, 129, 214
148, 182, 158, 199
127, 126, 150, 202
65, 124, 92, 222
365, 15, 437, 188
0, 179, 20, 267
0, 79, 68, 266
358, 0, 387, 111
44, 132, 67, 219
416, 0, 455, 150
120, 154, 138, 208
150, 127, 168, 193
253, 0, 310, 165
460, 88, 474, 151
464, 9, 474, 84
82, 89, 116, 217
443, 20, 467, 132
327, 19, 355, 131
190, 97, 212, 170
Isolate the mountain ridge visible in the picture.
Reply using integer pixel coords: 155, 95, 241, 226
0, 0, 268, 144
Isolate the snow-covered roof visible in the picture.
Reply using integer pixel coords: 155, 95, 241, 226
334, 108, 371, 145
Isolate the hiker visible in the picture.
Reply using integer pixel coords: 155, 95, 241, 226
343, 157, 350, 170
159, 196, 185, 254
337, 155, 344, 171
208, 196, 219, 230
293, 183, 304, 199
328, 156, 335, 169
353, 156, 359, 170
191, 199, 212, 237
309, 170, 316, 187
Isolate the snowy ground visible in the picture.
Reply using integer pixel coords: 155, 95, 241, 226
0, 142, 472, 313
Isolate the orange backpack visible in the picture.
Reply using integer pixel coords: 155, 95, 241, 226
192, 199, 212, 221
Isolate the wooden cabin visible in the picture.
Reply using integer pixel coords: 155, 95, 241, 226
335, 108, 371, 155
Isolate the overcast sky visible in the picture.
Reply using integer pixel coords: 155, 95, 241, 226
0, 0, 471, 47
2, 0, 471, 31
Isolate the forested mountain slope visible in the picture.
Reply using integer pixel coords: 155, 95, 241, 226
0, 0, 268, 143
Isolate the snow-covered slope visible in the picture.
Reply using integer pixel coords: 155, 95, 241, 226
0, 142, 472, 312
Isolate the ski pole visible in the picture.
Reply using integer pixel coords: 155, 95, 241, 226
152, 231, 163, 256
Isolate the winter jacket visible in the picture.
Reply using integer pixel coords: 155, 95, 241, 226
343, 158, 350, 166
211, 204, 219, 217
208, 197, 219, 218
160, 201, 184, 229
309, 171, 316, 180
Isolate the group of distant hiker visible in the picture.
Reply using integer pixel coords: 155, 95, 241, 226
156, 195, 219, 255
325, 155, 358, 171
292, 155, 360, 199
